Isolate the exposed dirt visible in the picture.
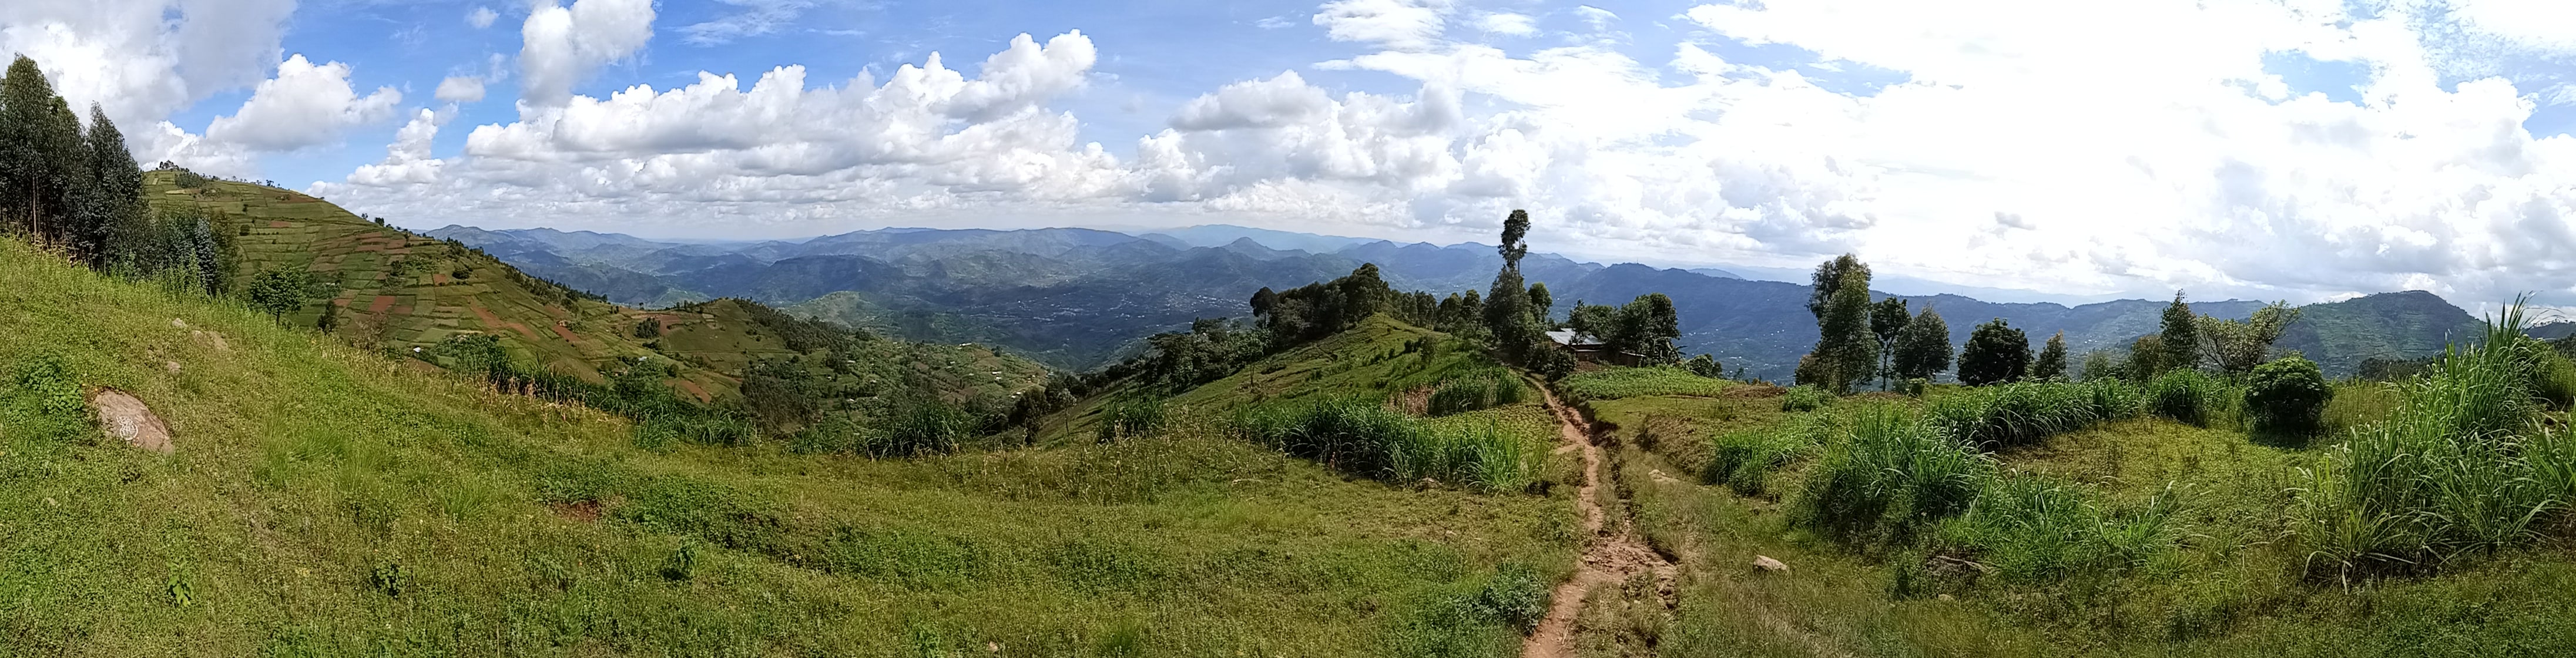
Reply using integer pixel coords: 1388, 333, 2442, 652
546, 499, 605, 522
1524, 382, 1678, 658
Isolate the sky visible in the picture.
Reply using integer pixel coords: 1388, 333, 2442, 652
7, 1, 2576, 309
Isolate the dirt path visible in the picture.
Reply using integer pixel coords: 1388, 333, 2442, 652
1523, 383, 1678, 658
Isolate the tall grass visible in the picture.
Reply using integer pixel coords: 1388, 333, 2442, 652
1703, 416, 1829, 496
2146, 369, 2238, 428
1230, 398, 1539, 492
1425, 368, 1524, 416
2296, 298, 2576, 583
1794, 407, 1996, 543
1938, 475, 2184, 585
1926, 380, 2140, 449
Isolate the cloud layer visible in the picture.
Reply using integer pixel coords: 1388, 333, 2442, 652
14, 0, 2576, 308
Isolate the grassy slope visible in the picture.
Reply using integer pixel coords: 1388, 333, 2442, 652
0, 241, 1576, 656
1565, 369, 2576, 657
142, 173, 1046, 402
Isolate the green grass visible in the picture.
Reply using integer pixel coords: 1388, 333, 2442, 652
1563, 338, 2576, 656
0, 240, 1578, 656
1557, 365, 1731, 402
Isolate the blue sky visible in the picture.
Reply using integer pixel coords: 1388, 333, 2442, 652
11, 0, 2576, 310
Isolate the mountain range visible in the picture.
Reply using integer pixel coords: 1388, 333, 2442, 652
428, 223, 2498, 380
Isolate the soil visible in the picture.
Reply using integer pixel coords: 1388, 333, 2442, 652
1522, 382, 1678, 658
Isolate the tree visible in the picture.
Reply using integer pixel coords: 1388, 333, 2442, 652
1567, 301, 1615, 343
2031, 331, 2068, 380
1683, 354, 1723, 378
244, 267, 314, 320
2127, 335, 2165, 382
1483, 210, 1541, 358
1890, 306, 1953, 381
1, 56, 88, 244
2199, 301, 2301, 374
1608, 293, 1682, 365
2078, 350, 2123, 382
78, 104, 144, 268
1869, 297, 1910, 388
1527, 282, 1552, 324
2158, 291, 2199, 374
1799, 254, 1876, 394
1957, 318, 2030, 386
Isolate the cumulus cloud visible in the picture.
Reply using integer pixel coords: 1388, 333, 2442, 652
205, 54, 403, 151
467, 6, 498, 29
519, 0, 656, 103
435, 76, 487, 103
317, 31, 1121, 228
0, 0, 295, 132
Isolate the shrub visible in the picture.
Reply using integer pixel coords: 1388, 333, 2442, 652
1794, 407, 1994, 543
1780, 385, 1831, 412
2245, 356, 2330, 435
861, 400, 973, 457
1427, 369, 1523, 416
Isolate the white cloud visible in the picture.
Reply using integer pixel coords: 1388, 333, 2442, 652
680, 0, 814, 46
1313, 0, 1453, 51
0, 0, 295, 132
205, 54, 403, 152
317, 31, 1122, 227
467, 6, 499, 29
435, 76, 487, 103
346, 108, 447, 187
1473, 12, 1536, 36
519, 0, 657, 104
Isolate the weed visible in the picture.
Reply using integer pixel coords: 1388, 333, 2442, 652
1780, 385, 1832, 412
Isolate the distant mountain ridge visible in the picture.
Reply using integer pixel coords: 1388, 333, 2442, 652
432, 224, 2498, 380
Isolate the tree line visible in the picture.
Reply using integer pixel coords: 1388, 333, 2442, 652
1793, 254, 2309, 392
1, 56, 230, 291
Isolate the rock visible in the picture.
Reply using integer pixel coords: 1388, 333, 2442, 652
90, 388, 174, 454
190, 330, 229, 351
1937, 593, 1956, 601
170, 318, 187, 328
1752, 555, 1790, 573
163, 361, 182, 374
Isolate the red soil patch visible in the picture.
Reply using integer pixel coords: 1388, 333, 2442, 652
546, 500, 605, 522
388, 306, 413, 316
432, 273, 450, 285
267, 221, 291, 228
670, 379, 712, 402
1724, 384, 1787, 400
469, 306, 505, 329
549, 324, 580, 344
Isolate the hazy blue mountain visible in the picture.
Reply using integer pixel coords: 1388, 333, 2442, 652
441, 223, 2498, 377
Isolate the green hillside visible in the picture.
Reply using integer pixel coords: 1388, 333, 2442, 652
1554, 363, 2576, 656
137, 171, 1045, 412
0, 238, 1581, 655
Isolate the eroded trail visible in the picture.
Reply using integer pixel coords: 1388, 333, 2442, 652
1522, 384, 1677, 658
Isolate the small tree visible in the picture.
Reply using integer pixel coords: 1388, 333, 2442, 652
633, 317, 663, 338
2158, 291, 2199, 373
1957, 318, 2030, 386
2031, 331, 2068, 380
1890, 306, 1953, 381
1799, 254, 1876, 394
2199, 301, 2301, 374
2077, 350, 2123, 382
244, 267, 313, 320
2245, 356, 2331, 435
1683, 354, 1723, 378
1869, 297, 1910, 388
2127, 335, 2165, 382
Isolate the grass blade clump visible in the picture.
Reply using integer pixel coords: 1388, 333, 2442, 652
1938, 475, 2185, 585
1426, 368, 1524, 416
2146, 369, 2237, 428
1780, 385, 1831, 412
1232, 398, 1537, 492
1703, 426, 1816, 496
2296, 297, 2576, 583
1926, 381, 2107, 449
1794, 407, 1995, 543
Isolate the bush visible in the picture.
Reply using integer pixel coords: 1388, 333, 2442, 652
1703, 421, 1823, 495
2245, 357, 2330, 435
862, 400, 974, 457
1780, 385, 1830, 412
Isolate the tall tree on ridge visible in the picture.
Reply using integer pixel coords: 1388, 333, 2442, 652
1799, 254, 1876, 394
1891, 306, 1953, 382
1869, 297, 1910, 389
2159, 291, 2200, 374
80, 104, 145, 268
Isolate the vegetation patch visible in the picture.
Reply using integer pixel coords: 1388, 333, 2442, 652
1558, 365, 1730, 402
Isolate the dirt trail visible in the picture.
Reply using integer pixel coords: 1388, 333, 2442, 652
1523, 383, 1678, 658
